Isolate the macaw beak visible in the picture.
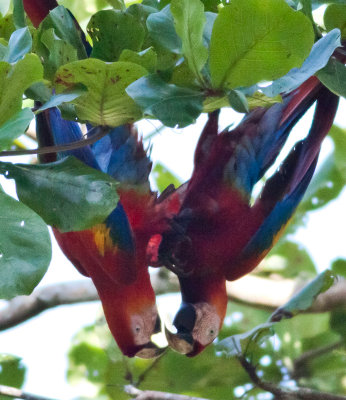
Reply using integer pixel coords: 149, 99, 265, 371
134, 341, 167, 359
165, 326, 194, 355
134, 314, 166, 358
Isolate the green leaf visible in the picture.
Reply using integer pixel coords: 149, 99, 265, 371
330, 309, 346, 337
262, 29, 341, 97
0, 354, 26, 392
324, 4, 346, 39
247, 92, 282, 109
0, 157, 120, 232
217, 322, 274, 357
170, 0, 208, 84
119, 47, 157, 73
209, 0, 314, 89
88, 10, 145, 62
0, 13, 16, 41
227, 89, 249, 113
317, 58, 346, 98
54, 59, 148, 127
13, 0, 25, 29
331, 259, 346, 278
107, 0, 126, 10
126, 73, 203, 128
40, 6, 87, 60
0, 53, 43, 127
152, 163, 182, 193
0, 108, 34, 150
37, 89, 86, 112
147, 5, 182, 53
5, 26, 32, 63
37, 27, 78, 80
270, 270, 336, 322
0, 189, 51, 299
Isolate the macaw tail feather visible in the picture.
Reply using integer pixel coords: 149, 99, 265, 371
225, 87, 339, 280
89, 124, 152, 186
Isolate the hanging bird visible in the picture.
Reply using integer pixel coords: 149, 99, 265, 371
157, 77, 340, 356
36, 108, 184, 357
24, 0, 184, 358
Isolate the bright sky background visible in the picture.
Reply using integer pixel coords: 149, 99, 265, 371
0, 99, 345, 399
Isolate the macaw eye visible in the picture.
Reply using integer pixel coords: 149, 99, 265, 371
135, 326, 141, 333
208, 328, 218, 339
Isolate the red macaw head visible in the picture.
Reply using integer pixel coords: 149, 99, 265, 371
165, 275, 228, 357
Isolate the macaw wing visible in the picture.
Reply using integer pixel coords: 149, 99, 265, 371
223, 87, 339, 281
90, 124, 152, 186
223, 77, 322, 200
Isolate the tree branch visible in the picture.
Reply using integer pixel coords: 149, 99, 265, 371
0, 280, 98, 331
0, 384, 57, 400
0, 275, 345, 332
124, 385, 210, 400
238, 355, 346, 400
0, 125, 110, 157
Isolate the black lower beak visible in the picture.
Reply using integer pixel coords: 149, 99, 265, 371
165, 327, 194, 354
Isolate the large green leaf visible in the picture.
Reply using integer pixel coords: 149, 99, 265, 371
209, 0, 314, 89
262, 29, 341, 97
0, 189, 51, 300
270, 270, 336, 321
126, 73, 203, 127
317, 58, 346, 98
170, 0, 208, 84
88, 10, 145, 61
0, 53, 43, 127
54, 59, 147, 126
36, 27, 78, 80
146, 5, 182, 53
0, 108, 34, 150
324, 4, 346, 39
0, 157, 120, 232
119, 47, 157, 73
39, 6, 87, 60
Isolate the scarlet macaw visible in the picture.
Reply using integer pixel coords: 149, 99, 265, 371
24, 0, 182, 358
36, 108, 186, 357
157, 77, 340, 356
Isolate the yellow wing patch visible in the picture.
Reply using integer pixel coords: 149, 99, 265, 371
91, 225, 116, 256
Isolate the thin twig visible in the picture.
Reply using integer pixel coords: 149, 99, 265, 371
124, 385, 209, 400
0, 125, 110, 157
238, 355, 346, 400
0, 384, 57, 400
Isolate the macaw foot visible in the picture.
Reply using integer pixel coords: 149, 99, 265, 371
158, 214, 194, 277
